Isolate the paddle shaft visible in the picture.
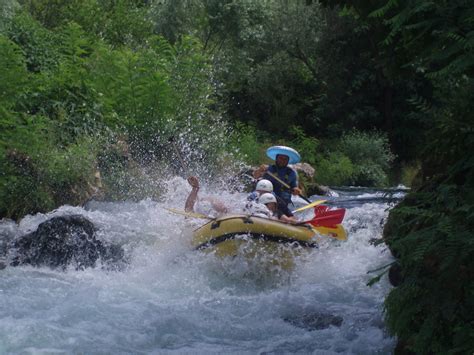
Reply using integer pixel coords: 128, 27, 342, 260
165, 207, 212, 220
169, 137, 189, 176
291, 199, 327, 213
265, 171, 311, 204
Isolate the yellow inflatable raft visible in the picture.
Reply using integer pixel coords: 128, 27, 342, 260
192, 214, 318, 269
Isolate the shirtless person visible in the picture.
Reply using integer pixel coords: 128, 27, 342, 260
185, 176, 228, 215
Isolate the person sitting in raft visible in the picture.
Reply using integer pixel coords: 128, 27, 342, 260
247, 179, 273, 202
185, 176, 228, 216
254, 193, 295, 223
246, 179, 295, 221
253, 145, 303, 207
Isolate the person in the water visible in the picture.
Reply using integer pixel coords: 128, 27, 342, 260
184, 176, 228, 216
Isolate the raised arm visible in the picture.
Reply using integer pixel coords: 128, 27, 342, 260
185, 176, 200, 212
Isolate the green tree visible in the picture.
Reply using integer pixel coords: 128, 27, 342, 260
19, 0, 154, 47
327, 0, 474, 352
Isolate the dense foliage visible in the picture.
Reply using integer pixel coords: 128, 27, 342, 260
1, 0, 402, 220
317, 130, 394, 186
0, 1, 235, 218
1, 0, 473, 351
383, 77, 474, 353
320, 0, 474, 352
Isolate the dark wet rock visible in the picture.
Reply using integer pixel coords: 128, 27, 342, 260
291, 163, 315, 180
292, 163, 332, 197
306, 182, 332, 196
284, 311, 343, 330
10, 215, 126, 270
388, 263, 404, 287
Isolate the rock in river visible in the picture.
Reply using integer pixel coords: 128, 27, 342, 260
10, 215, 125, 270
284, 311, 343, 330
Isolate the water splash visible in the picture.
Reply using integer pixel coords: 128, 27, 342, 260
0, 181, 398, 353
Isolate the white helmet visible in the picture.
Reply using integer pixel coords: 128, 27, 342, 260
256, 179, 273, 192
258, 193, 277, 205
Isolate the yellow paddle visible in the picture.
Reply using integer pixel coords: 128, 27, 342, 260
312, 224, 347, 241
292, 199, 327, 213
265, 171, 312, 204
164, 207, 212, 220
265, 171, 291, 189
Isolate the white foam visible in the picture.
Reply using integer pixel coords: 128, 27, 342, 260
0, 185, 397, 353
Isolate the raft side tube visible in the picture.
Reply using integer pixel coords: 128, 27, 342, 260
192, 215, 317, 250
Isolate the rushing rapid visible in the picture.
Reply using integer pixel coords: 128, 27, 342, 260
0, 179, 401, 354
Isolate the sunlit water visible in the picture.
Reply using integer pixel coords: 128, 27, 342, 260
0, 179, 402, 354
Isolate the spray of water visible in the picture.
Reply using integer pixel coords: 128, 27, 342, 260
0, 177, 399, 353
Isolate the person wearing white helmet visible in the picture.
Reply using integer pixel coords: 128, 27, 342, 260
254, 193, 294, 222
247, 179, 273, 202
256, 179, 273, 192
246, 178, 295, 220
245, 193, 277, 219
258, 192, 278, 209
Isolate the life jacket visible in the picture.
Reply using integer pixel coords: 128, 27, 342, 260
243, 200, 273, 219
265, 165, 297, 205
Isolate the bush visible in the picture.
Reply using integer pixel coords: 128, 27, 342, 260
315, 152, 354, 186
0, 34, 29, 120
229, 122, 268, 166
288, 125, 320, 166
21, 0, 153, 47
40, 137, 98, 203
1, 1, 243, 219
0, 115, 98, 219
340, 131, 394, 186
313, 131, 394, 187
399, 161, 421, 188
5, 11, 61, 73
384, 171, 474, 354
340, 131, 394, 171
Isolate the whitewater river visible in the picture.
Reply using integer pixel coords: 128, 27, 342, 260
0, 178, 405, 354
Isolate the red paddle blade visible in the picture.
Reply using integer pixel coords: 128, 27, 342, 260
303, 207, 346, 227
307, 215, 343, 227
317, 209, 345, 221
314, 206, 345, 218
314, 205, 330, 214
